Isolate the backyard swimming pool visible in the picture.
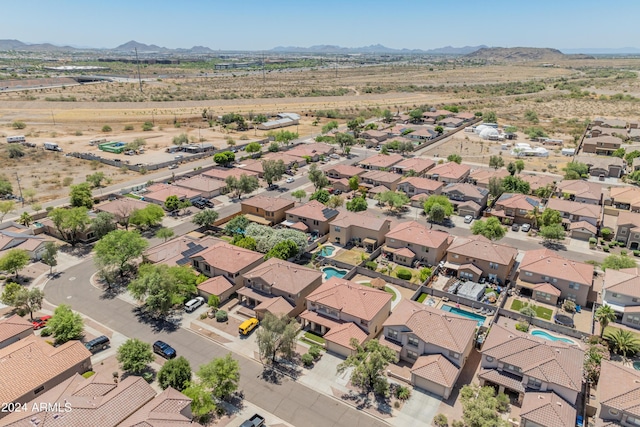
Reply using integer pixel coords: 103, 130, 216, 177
530, 329, 577, 345
440, 305, 486, 327
321, 266, 348, 280
318, 245, 335, 257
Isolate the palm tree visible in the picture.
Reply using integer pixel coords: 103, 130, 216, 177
606, 329, 640, 358
525, 206, 542, 229
18, 212, 32, 227
595, 305, 617, 338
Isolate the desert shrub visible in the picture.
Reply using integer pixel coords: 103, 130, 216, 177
396, 268, 412, 280
589, 237, 597, 245
124, 125, 134, 131
515, 322, 529, 332
563, 300, 576, 313
601, 227, 612, 240
301, 353, 314, 367
395, 385, 411, 401
215, 310, 228, 322
365, 261, 377, 270
308, 344, 322, 359
634, 250, 640, 257
142, 122, 154, 131
433, 414, 448, 427
12, 121, 26, 129
101, 125, 112, 132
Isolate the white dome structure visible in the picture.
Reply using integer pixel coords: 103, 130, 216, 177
479, 127, 499, 140
474, 124, 488, 134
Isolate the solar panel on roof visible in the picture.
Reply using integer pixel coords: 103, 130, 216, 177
321, 208, 339, 219
181, 244, 205, 259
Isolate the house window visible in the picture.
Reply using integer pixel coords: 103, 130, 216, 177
489, 262, 498, 270
453, 254, 459, 259
485, 356, 494, 362
621, 228, 627, 234
34, 385, 45, 395
204, 265, 210, 272
612, 293, 619, 298
527, 377, 542, 388
313, 220, 319, 226
488, 274, 497, 281
542, 276, 550, 281
449, 351, 459, 359
628, 315, 640, 326
566, 293, 577, 302
422, 247, 429, 253
460, 271, 474, 280
524, 272, 533, 277
628, 416, 640, 426
387, 329, 399, 341
633, 298, 639, 303
407, 350, 418, 359
519, 209, 527, 215
535, 291, 551, 301
389, 239, 395, 243
569, 282, 580, 290
408, 336, 419, 347
334, 226, 341, 232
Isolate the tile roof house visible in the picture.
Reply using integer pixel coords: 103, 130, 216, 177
143, 183, 201, 206
202, 166, 259, 181
381, 300, 478, 399
241, 195, 295, 226
517, 249, 594, 306
555, 180, 604, 205
329, 209, 391, 251
445, 235, 517, 284
300, 278, 392, 357
478, 324, 584, 406
326, 164, 367, 180
0, 315, 33, 349
425, 162, 471, 183
284, 200, 340, 236
596, 360, 640, 426
519, 173, 558, 193
391, 157, 435, 176
610, 187, 640, 212
582, 135, 624, 155
593, 117, 627, 129
360, 170, 403, 191
143, 236, 218, 267
383, 221, 450, 267
197, 275, 236, 302
174, 175, 226, 198
190, 241, 264, 290
441, 183, 489, 217
468, 168, 510, 189
358, 153, 404, 170
491, 193, 542, 225
0, 336, 92, 414
519, 391, 576, 427
602, 267, 640, 329
0, 225, 50, 261
397, 177, 444, 202
95, 198, 150, 224
575, 154, 624, 178
589, 125, 614, 137
614, 211, 640, 249
261, 151, 308, 168
438, 117, 464, 128
546, 198, 602, 227
119, 384, 199, 426
285, 142, 334, 161
235, 159, 266, 177
361, 129, 389, 143
239, 258, 323, 319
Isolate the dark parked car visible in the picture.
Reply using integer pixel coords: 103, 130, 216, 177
85, 335, 110, 353
153, 340, 176, 359
511, 223, 520, 231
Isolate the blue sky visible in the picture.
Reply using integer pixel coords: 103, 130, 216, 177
4, 0, 640, 51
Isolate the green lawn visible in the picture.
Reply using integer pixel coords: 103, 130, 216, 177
417, 293, 428, 303
510, 300, 553, 321
303, 331, 326, 345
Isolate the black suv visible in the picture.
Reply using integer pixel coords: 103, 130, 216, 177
153, 340, 176, 359
84, 335, 110, 353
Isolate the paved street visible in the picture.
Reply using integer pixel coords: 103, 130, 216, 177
44, 259, 388, 427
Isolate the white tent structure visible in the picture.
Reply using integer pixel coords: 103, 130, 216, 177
474, 124, 489, 134
479, 127, 500, 140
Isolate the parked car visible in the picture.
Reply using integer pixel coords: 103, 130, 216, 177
267, 184, 279, 191
175, 154, 184, 160
240, 414, 265, 427
464, 215, 473, 224
153, 340, 176, 359
334, 189, 343, 195
511, 223, 520, 231
521, 223, 531, 232
84, 335, 110, 353
184, 296, 205, 313
32, 315, 51, 330
329, 154, 340, 159
285, 177, 294, 183
168, 164, 178, 170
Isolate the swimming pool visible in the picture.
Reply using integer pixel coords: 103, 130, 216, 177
633, 361, 640, 371
440, 305, 486, 327
318, 245, 335, 257
531, 329, 577, 345
321, 266, 348, 280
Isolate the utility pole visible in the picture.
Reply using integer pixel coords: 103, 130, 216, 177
262, 52, 265, 84
135, 48, 143, 93
14, 172, 23, 207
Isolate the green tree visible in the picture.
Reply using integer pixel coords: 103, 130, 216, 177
231, 235, 257, 250
155, 227, 174, 242
612, 148, 626, 158
182, 383, 216, 421
268, 142, 279, 152
584, 342, 610, 383
327, 195, 344, 208
192, 209, 219, 228
197, 353, 240, 400
245, 142, 261, 153
172, 133, 189, 145
488, 177, 504, 198
262, 159, 286, 187
164, 195, 181, 212
347, 117, 364, 138
602, 254, 637, 271
86, 172, 107, 188
2, 285, 44, 320
41, 241, 58, 275
335, 132, 356, 154
7, 144, 24, 159
264, 240, 299, 260
225, 215, 249, 235
539, 224, 566, 242
0, 249, 30, 279
337, 339, 398, 395
0, 282, 22, 307
91, 211, 117, 239
428, 203, 446, 223
348, 176, 360, 191
213, 151, 235, 166
48, 207, 91, 246
525, 206, 542, 229
346, 196, 368, 212
524, 127, 546, 139
524, 110, 539, 123
128, 264, 178, 315
0, 176, 12, 196
540, 208, 562, 227
625, 150, 640, 164
489, 155, 504, 170
225, 174, 259, 199
382, 109, 393, 123
564, 162, 589, 180
460, 385, 510, 427
308, 164, 329, 190
94, 230, 148, 277
447, 154, 462, 164
292, 189, 306, 202
69, 183, 94, 209
409, 108, 424, 123
519, 305, 537, 320
273, 130, 298, 145
534, 184, 554, 199
606, 329, 640, 358
434, 125, 444, 134
471, 217, 506, 241
117, 338, 154, 374
515, 159, 525, 174
423, 195, 454, 218
483, 111, 498, 123
502, 176, 530, 194
256, 313, 299, 363
157, 356, 192, 391
46, 304, 84, 344
0, 200, 14, 223
595, 305, 618, 338
129, 205, 164, 230
309, 189, 330, 204
506, 162, 516, 176
377, 191, 410, 213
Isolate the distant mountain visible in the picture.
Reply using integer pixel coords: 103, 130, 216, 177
561, 47, 640, 54
269, 44, 485, 54
465, 47, 594, 61
113, 40, 168, 52
425, 45, 488, 55
0, 39, 78, 52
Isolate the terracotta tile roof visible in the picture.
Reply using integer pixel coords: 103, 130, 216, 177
119, 386, 199, 427
617, 210, 640, 228
262, 152, 305, 166
575, 154, 624, 169
96, 198, 149, 216
144, 184, 201, 202
568, 221, 597, 234
555, 180, 604, 201
202, 167, 258, 181
144, 236, 218, 266
478, 368, 525, 393
362, 130, 387, 139
583, 135, 623, 147
442, 182, 488, 199
532, 282, 562, 297
0, 315, 32, 344
384, 300, 477, 353
604, 267, 640, 297
386, 220, 449, 249
243, 258, 322, 295
237, 159, 264, 174
495, 193, 542, 211
393, 157, 435, 173
323, 322, 367, 350
395, 247, 415, 258
330, 209, 390, 231
455, 112, 476, 120
241, 195, 295, 212
458, 200, 482, 211
290, 221, 308, 232
368, 185, 390, 194
326, 164, 366, 178
174, 175, 225, 193
361, 170, 403, 184
520, 391, 576, 427
520, 248, 594, 285
519, 174, 559, 191
306, 277, 391, 322
358, 153, 404, 169
192, 241, 263, 274
286, 200, 340, 223
426, 162, 471, 180
398, 177, 444, 193
0, 335, 91, 404
448, 235, 517, 265
286, 143, 334, 157
254, 296, 295, 316
411, 354, 459, 388
598, 360, 640, 419
546, 198, 601, 219
469, 168, 510, 186
481, 324, 583, 393
197, 276, 234, 296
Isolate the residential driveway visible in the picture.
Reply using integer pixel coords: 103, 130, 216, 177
44, 258, 388, 427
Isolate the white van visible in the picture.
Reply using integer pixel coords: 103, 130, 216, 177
185, 296, 205, 313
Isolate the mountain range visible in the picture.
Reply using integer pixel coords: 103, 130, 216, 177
268, 44, 488, 54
